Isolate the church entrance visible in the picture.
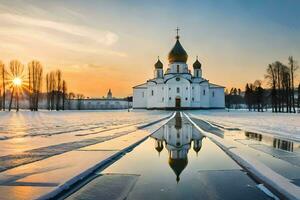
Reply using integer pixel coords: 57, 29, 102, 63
175, 97, 181, 109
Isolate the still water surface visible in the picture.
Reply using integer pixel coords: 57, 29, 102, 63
92, 112, 271, 200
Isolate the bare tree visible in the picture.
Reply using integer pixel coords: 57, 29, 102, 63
8, 60, 24, 112
28, 60, 43, 111
68, 92, 75, 109
46, 73, 50, 110
0, 61, 6, 111
56, 70, 62, 111
265, 64, 277, 112
50, 71, 56, 110
265, 59, 298, 113
62, 80, 67, 110
288, 56, 299, 113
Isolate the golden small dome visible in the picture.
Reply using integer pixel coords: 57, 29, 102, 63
168, 37, 188, 64
193, 57, 201, 69
155, 140, 164, 152
154, 57, 163, 69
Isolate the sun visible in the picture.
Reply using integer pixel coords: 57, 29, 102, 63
12, 77, 22, 87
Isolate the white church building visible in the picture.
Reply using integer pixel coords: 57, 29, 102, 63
132, 32, 225, 110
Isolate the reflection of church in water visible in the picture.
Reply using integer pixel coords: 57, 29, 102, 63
151, 112, 205, 182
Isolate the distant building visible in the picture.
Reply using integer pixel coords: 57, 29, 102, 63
67, 89, 131, 110
107, 89, 112, 99
4, 89, 131, 110
133, 31, 225, 109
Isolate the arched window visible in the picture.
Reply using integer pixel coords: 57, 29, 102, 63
212, 91, 215, 97
177, 65, 180, 73
177, 87, 180, 93
151, 90, 154, 96
203, 89, 206, 95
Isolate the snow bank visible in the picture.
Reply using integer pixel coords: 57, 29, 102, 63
188, 110, 300, 141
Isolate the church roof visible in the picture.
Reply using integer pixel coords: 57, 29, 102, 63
132, 83, 147, 89
168, 36, 188, 64
209, 83, 225, 88
193, 57, 202, 69
154, 58, 163, 69
164, 75, 192, 84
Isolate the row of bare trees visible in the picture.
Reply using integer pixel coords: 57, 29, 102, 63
0, 60, 25, 111
45, 70, 68, 111
240, 56, 299, 113
265, 56, 299, 113
28, 61, 43, 111
0, 59, 73, 112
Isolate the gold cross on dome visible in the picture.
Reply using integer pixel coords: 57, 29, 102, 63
175, 27, 180, 38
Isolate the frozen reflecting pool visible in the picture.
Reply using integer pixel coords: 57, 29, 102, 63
67, 112, 271, 200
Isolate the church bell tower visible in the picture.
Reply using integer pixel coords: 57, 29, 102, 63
154, 57, 163, 78
193, 56, 202, 78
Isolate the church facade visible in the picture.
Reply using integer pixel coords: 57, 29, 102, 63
133, 33, 225, 109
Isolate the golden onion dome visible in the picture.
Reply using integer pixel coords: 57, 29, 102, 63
193, 57, 202, 69
155, 140, 164, 153
154, 57, 163, 69
168, 157, 188, 183
193, 140, 202, 154
168, 36, 188, 64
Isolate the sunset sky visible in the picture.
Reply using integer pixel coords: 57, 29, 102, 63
0, 0, 300, 97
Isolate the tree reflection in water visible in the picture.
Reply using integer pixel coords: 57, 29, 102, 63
245, 131, 295, 152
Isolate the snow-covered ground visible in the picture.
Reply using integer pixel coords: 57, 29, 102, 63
0, 110, 168, 140
188, 110, 300, 141
0, 110, 169, 157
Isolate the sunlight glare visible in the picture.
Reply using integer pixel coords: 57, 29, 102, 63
12, 77, 22, 87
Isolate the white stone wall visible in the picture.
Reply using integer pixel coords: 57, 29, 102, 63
68, 99, 131, 110
199, 83, 210, 108
190, 84, 201, 107
133, 88, 147, 108
209, 87, 225, 108
164, 77, 191, 108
